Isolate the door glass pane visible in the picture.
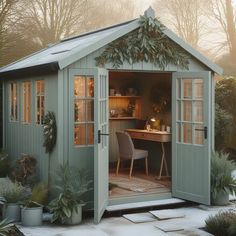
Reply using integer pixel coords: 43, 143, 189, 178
75, 76, 86, 97
177, 123, 182, 142
87, 77, 94, 97
194, 101, 203, 122
177, 101, 181, 120
195, 124, 204, 145
74, 100, 85, 122
183, 123, 192, 144
87, 100, 94, 121
87, 124, 94, 145
183, 101, 192, 121
74, 124, 86, 145
178, 78, 181, 99
183, 79, 192, 99
194, 79, 203, 99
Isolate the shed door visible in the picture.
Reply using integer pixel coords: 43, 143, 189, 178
94, 68, 109, 223
172, 72, 211, 205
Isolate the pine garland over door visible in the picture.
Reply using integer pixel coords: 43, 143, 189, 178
95, 15, 189, 70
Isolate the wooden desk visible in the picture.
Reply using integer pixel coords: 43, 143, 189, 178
126, 129, 171, 179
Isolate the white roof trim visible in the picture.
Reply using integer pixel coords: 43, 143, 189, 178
58, 19, 140, 69
163, 28, 223, 75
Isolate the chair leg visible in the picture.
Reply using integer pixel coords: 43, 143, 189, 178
145, 157, 148, 176
116, 158, 120, 176
129, 159, 134, 179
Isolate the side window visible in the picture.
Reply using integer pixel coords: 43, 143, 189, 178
74, 76, 94, 146
9, 82, 18, 121
35, 80, 45, 124
22, 81, 31, 124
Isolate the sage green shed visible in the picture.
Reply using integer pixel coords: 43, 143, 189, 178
0, 8, 222, 223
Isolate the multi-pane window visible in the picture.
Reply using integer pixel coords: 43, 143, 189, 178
36, 80, 45, 124
9, 82, 18, 121
176, 78, 204, 145
22, 81, 31, 123
74, 76, 94, 146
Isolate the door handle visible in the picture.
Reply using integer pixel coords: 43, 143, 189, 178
195, 126, 207, 139
98, 130, 109, 144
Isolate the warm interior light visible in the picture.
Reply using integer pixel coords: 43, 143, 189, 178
150, 117, 156, 122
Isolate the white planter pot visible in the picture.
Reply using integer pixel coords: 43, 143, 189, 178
3, 203, 21, 222
64, 204, 84, 225
21, 206, 43, 226
212, 191, 229, 206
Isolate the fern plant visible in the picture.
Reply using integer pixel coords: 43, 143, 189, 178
211, 152, 236, 200
0, 219, 13, 236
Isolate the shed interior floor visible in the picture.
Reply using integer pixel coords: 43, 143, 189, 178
109, 170, 171, 199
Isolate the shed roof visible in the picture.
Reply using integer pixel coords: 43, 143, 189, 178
0, 11, 223, 75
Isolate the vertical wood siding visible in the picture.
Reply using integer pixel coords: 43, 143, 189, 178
4, 74, 58, 183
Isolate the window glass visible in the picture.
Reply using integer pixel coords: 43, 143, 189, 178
9, 83, 18, 121
74, 76, 94, 146
36, 80, 44, 124
22, 81, 31, 123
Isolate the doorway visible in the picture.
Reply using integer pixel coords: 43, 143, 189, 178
108, 71, 172, 202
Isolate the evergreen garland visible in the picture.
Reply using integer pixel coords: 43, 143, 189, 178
43, 111, 57, 154
95, 15, 189, 70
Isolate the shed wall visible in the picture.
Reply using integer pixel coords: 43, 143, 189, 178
4, 73, 58, 183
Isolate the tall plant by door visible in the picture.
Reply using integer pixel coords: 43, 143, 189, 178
48, 162, 92, 225
211, 152, 236, 205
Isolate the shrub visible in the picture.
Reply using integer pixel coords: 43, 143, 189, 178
211, 152, 236, 201
0, 178, 26, 203
11, 154, 37, 186
205, 210, 236, 236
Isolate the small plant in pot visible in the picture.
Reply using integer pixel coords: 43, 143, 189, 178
0, 177, 26, 222
211, 152, 236, 205
21, 183, 48, 227
48, 162, 92, 225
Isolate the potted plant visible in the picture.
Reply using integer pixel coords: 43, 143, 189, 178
48, 163, 92, 225
211, 152, 236, 205
0, 178, 26, 222
21, 183, 48, 226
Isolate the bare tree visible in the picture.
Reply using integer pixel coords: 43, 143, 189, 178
208, 0, 236, 62
153, 0, 206, 49
14, 0, 88, 47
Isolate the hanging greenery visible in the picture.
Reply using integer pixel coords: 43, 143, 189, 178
95, 15, 189, 70
43, 111, 57, 154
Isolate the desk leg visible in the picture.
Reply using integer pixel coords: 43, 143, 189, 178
157, 142, 169, 180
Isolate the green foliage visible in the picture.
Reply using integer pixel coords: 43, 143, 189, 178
95, 15, 189, 69
0, 218, 13, 236
205, 210, 236, 236
0, 177, 25, 203
11, 154, 37, 186
43, 111, 57, 153
211, 152, 236, 200
215, 77, 236, 151
22, 183, 48, 208
48, 162, 92, 223
0, 151, 11, 178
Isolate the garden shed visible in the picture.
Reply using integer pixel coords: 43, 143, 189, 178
0, 8, 222, 223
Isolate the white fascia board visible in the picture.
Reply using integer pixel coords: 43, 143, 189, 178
163, 27, 223, 75
58, 20, 140, 69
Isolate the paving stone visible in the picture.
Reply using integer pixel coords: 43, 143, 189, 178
150, 209, 185, 220
122, 212, 157, 223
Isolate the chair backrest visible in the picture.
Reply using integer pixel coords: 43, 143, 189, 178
116, 131, 135, 159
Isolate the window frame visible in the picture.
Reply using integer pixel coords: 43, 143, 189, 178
9, 82, 18, 122
35, 80, 45, 125
22, 81, 31, 124
74, 75, 94, 147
